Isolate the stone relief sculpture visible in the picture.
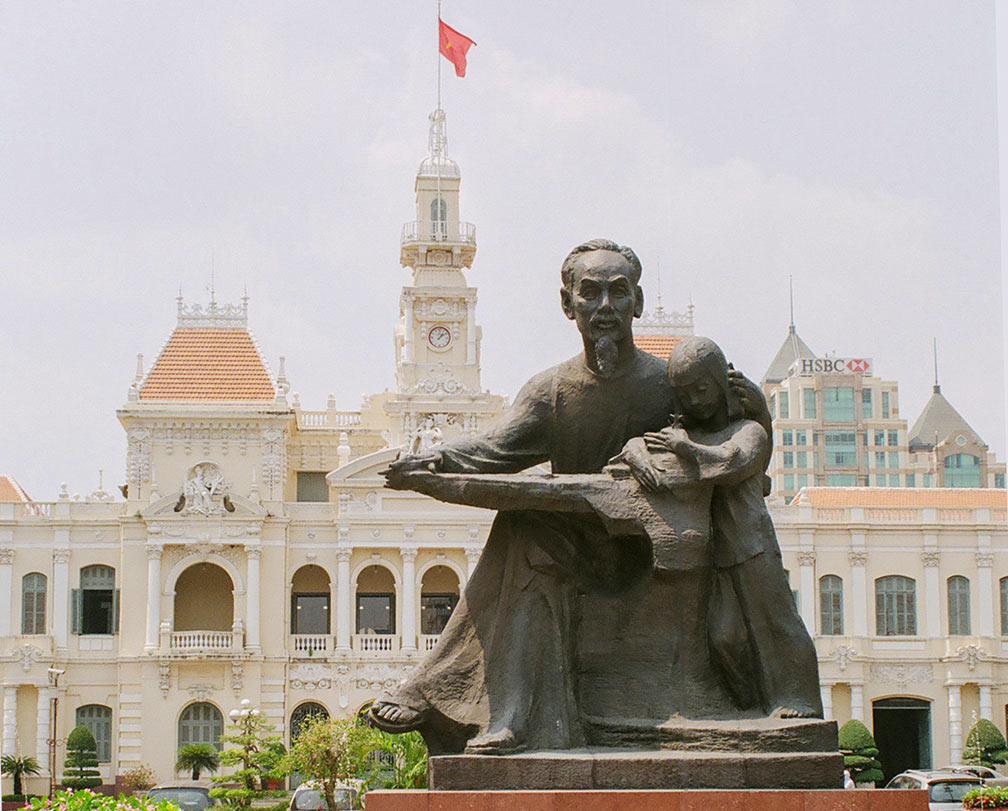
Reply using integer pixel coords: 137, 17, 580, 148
367, 239, 838, 789
173, 461, 235, 515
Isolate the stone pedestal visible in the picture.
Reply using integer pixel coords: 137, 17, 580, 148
366, 789, 928, 811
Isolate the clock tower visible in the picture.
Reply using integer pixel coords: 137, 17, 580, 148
382, 109, 504, 447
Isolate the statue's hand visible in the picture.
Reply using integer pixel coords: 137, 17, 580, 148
644, 427, 690, 454
620, 437, 662, 492
381, 450, 444, 479
727, 366, 766, 418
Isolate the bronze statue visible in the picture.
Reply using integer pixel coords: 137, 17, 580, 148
368, 239, 823, 763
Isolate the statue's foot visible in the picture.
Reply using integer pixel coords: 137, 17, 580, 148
464, 728, 527, 755
771, 705, 820, 719
368, 699, 427, 733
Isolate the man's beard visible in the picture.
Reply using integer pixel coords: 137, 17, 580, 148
594, 335, 619, 378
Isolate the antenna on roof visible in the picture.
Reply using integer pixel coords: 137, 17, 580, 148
210, 250, 216, 305
788, 275, 795, 333
654, 257, 664, 313
933, 337, 941, 393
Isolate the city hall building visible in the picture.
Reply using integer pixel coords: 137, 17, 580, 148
2, 112, 1006, 791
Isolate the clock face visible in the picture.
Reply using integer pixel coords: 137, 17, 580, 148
428, 325, 452, 349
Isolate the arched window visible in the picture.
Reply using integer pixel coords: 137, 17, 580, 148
356, 565, 396, 635
76, 704, 112, 763
430, 197, 447, 238
947, 576, 971, 636
875, 575, 917, 636
291, 566, 331, 635
178, 702, 223, 751
944, 454, 982, 488
290, 702, 328, 744
1001, 578, 1008, 636
420, 566, 460, 636
819, 575, 843, 636
21, 573, 46, 635
72, 565, 118, 635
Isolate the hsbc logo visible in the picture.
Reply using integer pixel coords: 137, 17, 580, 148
791, 357, 873, 376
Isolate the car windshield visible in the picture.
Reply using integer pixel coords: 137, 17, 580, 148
293, 789, 354, 810
147, 789, 212, 810
929, 780, 979, 803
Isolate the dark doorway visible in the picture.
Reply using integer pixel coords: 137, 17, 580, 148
873, 697, 932, 781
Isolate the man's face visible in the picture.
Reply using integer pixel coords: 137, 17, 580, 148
673, 371, 723, 423
561, 250, 644, 345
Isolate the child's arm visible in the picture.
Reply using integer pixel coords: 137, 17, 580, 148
644, 422, 767, 486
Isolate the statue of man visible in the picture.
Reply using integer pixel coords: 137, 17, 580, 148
369, 239, 708, 754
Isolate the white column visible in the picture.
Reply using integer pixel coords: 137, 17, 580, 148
335, 542, 352, 652
948, 684, 963, 761
977, 548, 995, 637
144, 543, 163, 653
980, 684, 993, 722
245, 545, 261, 652
403, 293, 415, 363
820, 684, 833, 721
465, 297, 476, 365
2, 687, 17, 757
849, 548, 868, 637
35, 688, 51, 776
923, 550, 941, 638
52, 549, 70, 651
0, 549, 13, 637
798, 549, 816, 634
400, 546, 418, 653
850, 683, 865, 723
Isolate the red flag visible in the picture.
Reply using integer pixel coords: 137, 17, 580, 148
439, 18, 475, 78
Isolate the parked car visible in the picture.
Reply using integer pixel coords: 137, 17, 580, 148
146, 782, 218, 811
942, 764, 1002, 780
885, 769, 981, 810
287, 780, 358, 811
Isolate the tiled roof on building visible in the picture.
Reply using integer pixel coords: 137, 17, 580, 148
0, 475, 31, 502
634, 334, 684, 361
139, 328, 276, 402
907, 385, 984, 451
793, 487, 1006, 508
762, 325, 816, 385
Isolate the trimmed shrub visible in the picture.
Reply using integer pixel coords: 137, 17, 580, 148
837, 719, 884, 785
62, 725, 102, 789
963, 719, 1008, 769
964, 785, 1008, 808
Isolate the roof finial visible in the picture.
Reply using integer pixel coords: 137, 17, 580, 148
210, 250, 216, 306
788, 275, 795, 333
933, 337, 941, 393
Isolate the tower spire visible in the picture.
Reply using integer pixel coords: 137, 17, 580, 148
933, 337, 941, 393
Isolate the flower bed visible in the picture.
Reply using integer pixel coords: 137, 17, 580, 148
28, 790, 178, 811
964, 786, 1008, 809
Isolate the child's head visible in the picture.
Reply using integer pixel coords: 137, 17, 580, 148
666, 336, 742, 426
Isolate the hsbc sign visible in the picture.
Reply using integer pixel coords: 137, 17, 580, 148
789, 357, 873, 376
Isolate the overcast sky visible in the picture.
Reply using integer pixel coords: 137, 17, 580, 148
0, 1, 1004, 499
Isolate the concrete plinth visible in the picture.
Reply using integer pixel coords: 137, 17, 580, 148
427, 747, 843, 790
366, 788, 928, 811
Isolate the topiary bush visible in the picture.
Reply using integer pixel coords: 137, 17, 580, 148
963, 719, 1008, 769
838, 718, 884, 785
63, 725, 102, 789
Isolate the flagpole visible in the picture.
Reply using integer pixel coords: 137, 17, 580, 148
436, 0, 442, 113
435, 0, 443, 239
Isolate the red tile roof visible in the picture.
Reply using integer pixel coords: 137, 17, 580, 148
139, 328, 276, 402
634, 334, 683, 361
0, 475, 31, 502
795, 487, 1006, 508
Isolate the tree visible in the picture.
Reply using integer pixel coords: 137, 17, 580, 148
838, 719, 884, 785
963, 719, 1008, 768
284, 716, 377, 811
364, 729, 428, 790
209, 701, 286, 810
62, 725, 102, 789
175, 744, 221, 780
1, 754, 41, 796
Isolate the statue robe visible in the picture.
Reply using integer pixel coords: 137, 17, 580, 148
383, 349, 673, 753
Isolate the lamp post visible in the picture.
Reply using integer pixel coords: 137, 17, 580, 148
46, 667, 65, 798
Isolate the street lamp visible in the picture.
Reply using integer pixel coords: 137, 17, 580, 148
46, 667, 65, 798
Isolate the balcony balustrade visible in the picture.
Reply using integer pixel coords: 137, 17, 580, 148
419, 634, 440, 652
400, 220, 475, 246
291, 634, 330, 656
353, 634, 400, 654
